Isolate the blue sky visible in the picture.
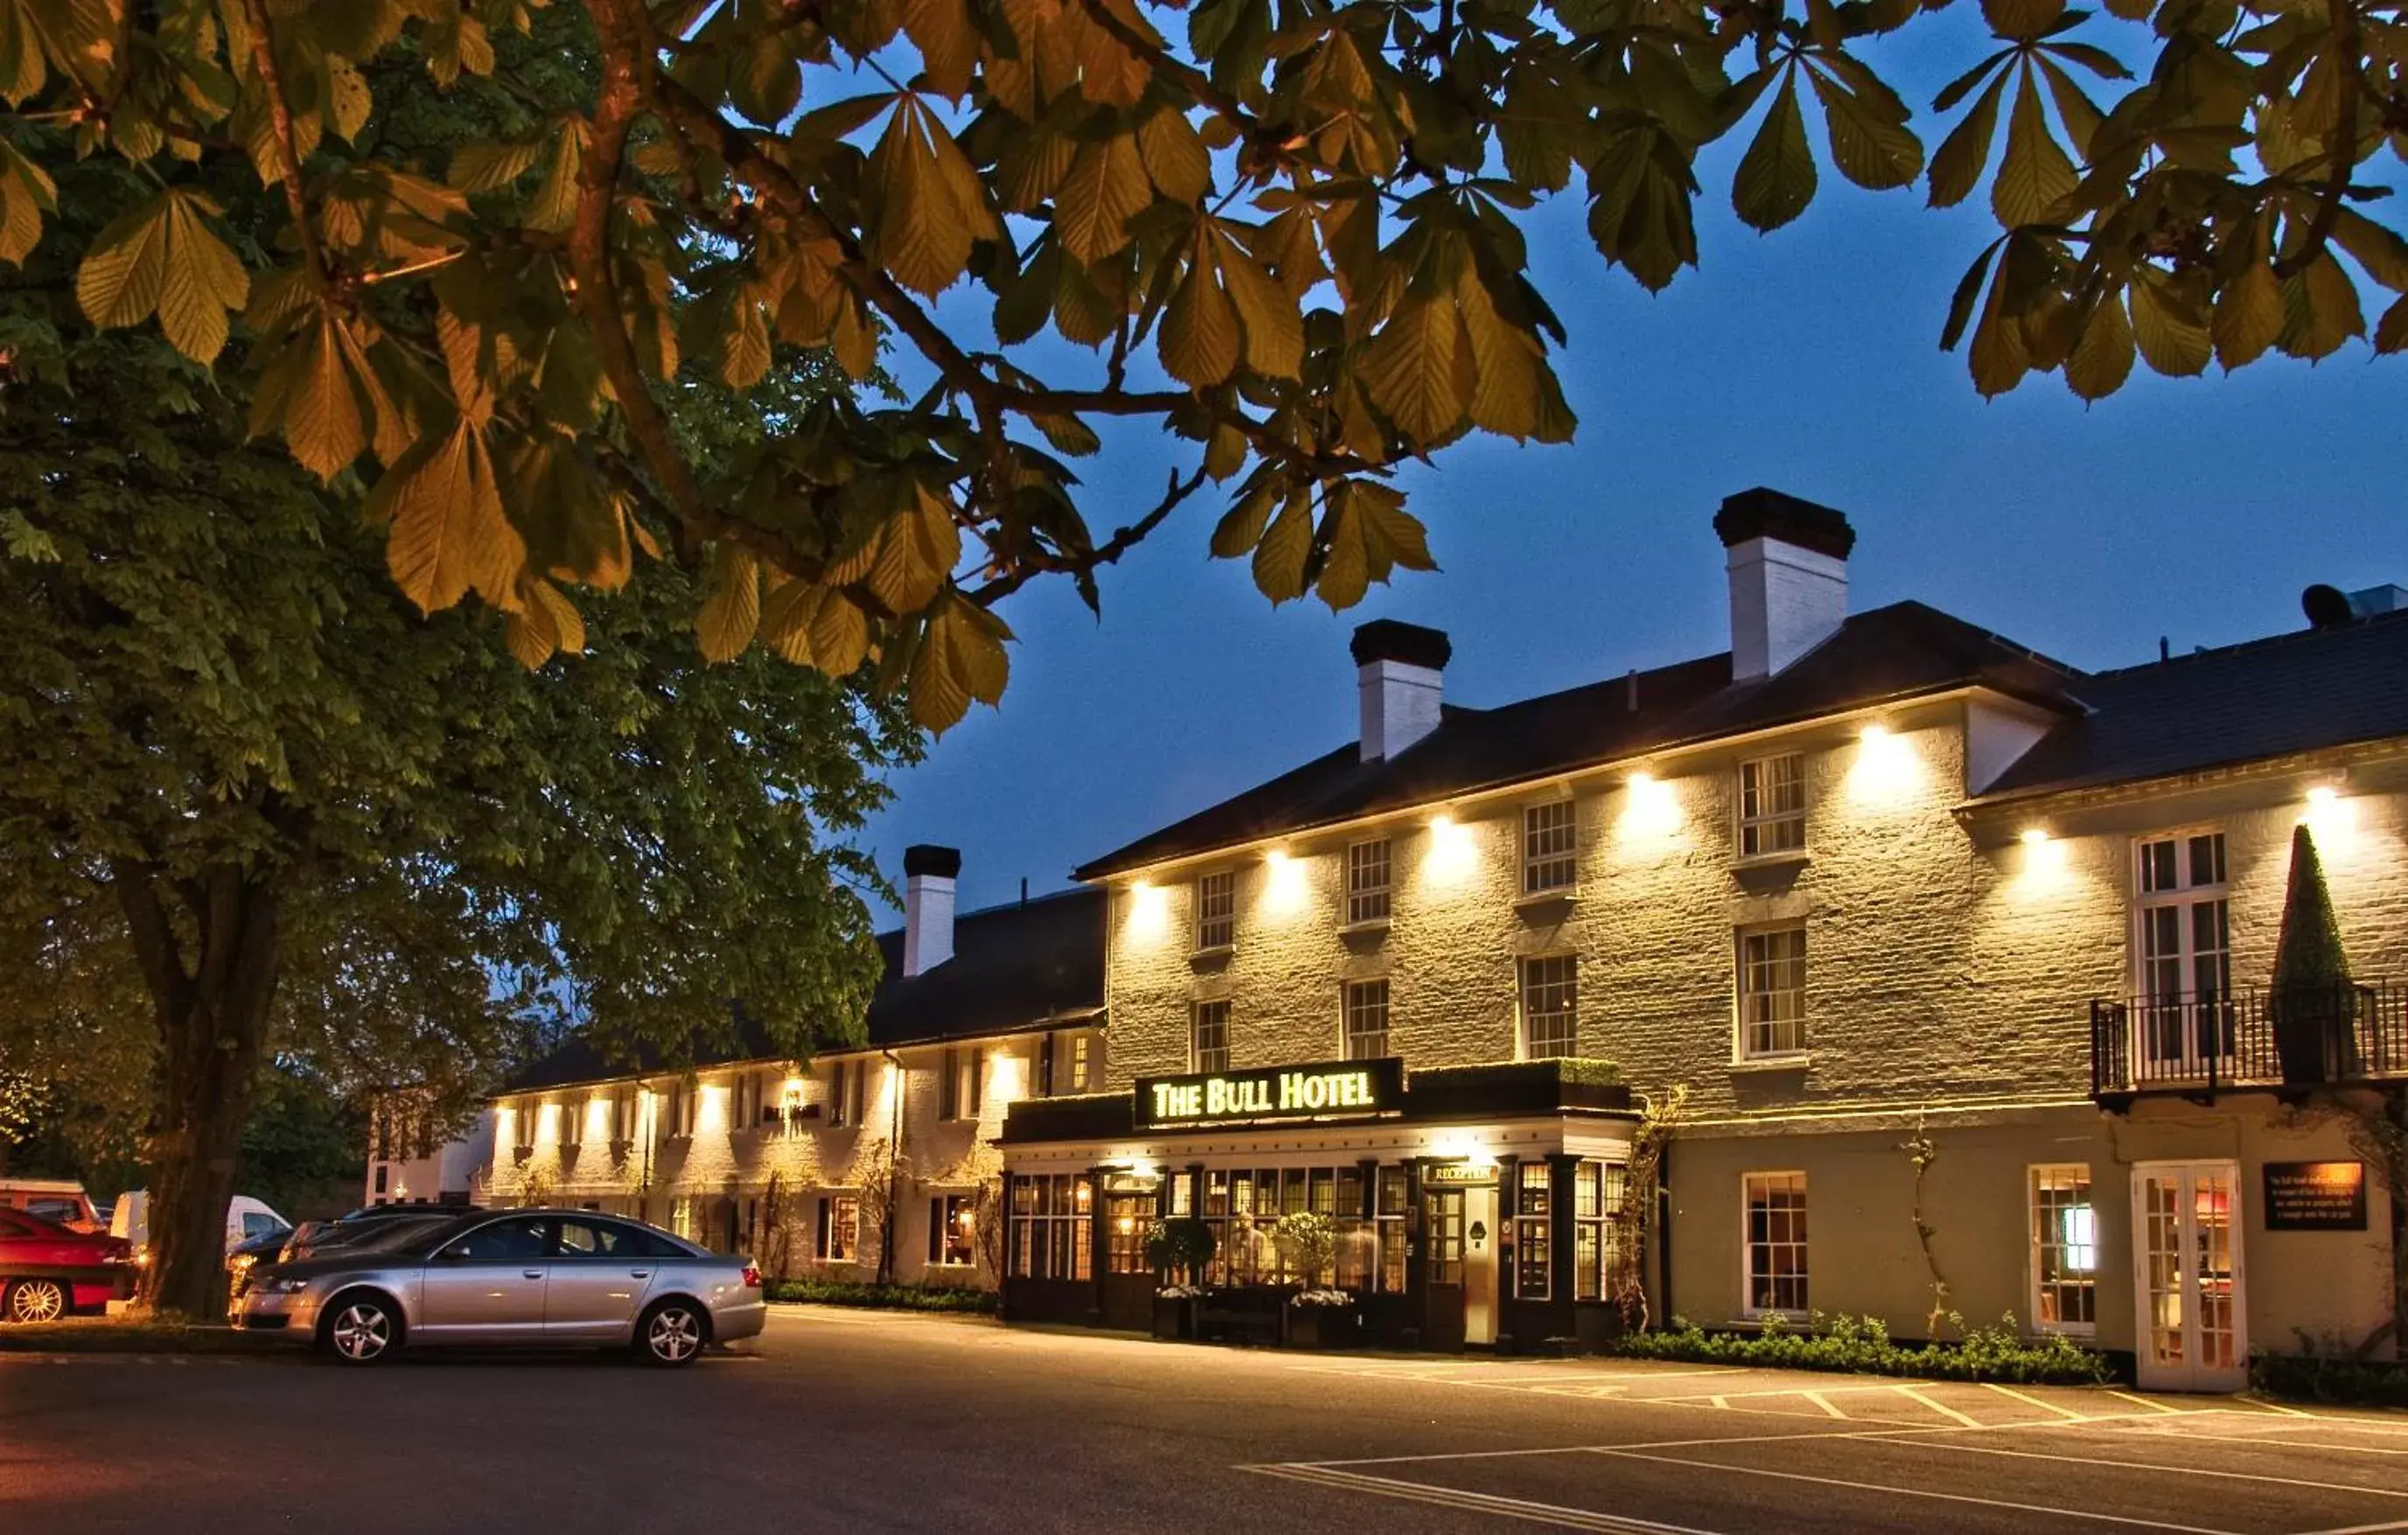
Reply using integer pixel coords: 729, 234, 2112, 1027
850, 37, 2405, 920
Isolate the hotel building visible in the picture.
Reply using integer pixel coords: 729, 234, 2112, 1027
996, 491, 2408, 1389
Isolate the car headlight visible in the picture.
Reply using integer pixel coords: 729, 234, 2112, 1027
230, 1254, 256, 1275
268, 1276, 313, 1294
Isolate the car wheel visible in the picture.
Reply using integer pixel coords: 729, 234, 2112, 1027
5, 1278, 67, 1324
321, 1294, 401, 1365
638, 1300, 707, 1367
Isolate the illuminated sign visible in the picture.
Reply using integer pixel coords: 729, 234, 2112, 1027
1422, 1162, 1501, 1186
1134, 1057, 1404, 1129
2264, 1161, 2366, 1231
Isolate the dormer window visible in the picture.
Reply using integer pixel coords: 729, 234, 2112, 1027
1738, 752, 1807, 858
1195, 870, 1236, 952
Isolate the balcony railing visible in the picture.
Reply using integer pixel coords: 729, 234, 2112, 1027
2090, 980, 2408, 1099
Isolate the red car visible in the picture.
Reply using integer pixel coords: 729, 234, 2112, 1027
0, 1207, 136, 1322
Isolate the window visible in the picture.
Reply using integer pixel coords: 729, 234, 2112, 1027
1522, 800, 1578, 895
1009, 1173, 1092, 1280
1070, 1035, 1092, 1092
1376, 1166, 1409, 1294
1346, 839, 1392, 925
1036, 1032, 1057, 1098
1519, 954, 1578, 1059
1743, 1173, 1808, 1317
1191, 1000, 1231, 1073
826, 1059, 864, 1128
818, 1195, 860, 1262
663, 1081, 697, 1140
1574, 1160, 1626, 1302
373, 1166, 388, 1195
1514, 1163, 1551, 1300
939, 1048, 962, 1121
1195, 870, 1237, 951
510, 1107, 534, 1157
1203, 1167, 1375, 1288
611, 1088, 639, 1144
2031, 1165, 2097, 1334
1343, 979, 1391, 1060
2135, 831, 2233, 1069
556, 1100, 581, 1148
1739, 752, 1807, 858
1425, 1188, 1465, 1287
927, 1194, 976, 1266
1738, 924, 1808, 1057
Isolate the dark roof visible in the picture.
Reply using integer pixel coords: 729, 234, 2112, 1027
1073, 601, 2083, 879
502, 887, 1105, 1092
1978, 608, 2408, 800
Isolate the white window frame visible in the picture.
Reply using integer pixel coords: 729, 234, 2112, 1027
1736, 923, 1809, 1060
1345, 838, 1393, 926
1741, 1171, 1809, 1320
2131, 827, 2233, 1072
1342, 978, 1391, 1060
1191, 1000, 1231, 1073
1518, 953, 1579, 1060
2028, 1163, 2098, 1336
1195, 870, 1237, 952
1521, 799, 1578, 896
1070, 1034, 1092, 1092
1737, 752, 1808, 859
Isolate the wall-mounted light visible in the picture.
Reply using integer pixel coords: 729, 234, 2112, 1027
2015, 825, 2068, 890
2303, 782, 2358, 849
1262, 848, 1309, 915
1847, 722, 1922, 804
1423, 812, 1477, 887
1616, 770, 1684, 845
1127, 879, 1170, 940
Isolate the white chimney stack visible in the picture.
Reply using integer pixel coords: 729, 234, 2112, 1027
1351, 620, 1452, 762
1714, 488, 1856, 682
901, 844, 960, 977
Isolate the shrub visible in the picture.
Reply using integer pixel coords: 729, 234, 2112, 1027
1143, 1217, 1218, 1280
2251, 1349, 2408, 1407
763, 1278, 997, 1315
1602, 1312, 2110, 1385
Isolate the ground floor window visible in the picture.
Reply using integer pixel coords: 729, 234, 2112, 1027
2030, 1164, 2097, 1333
927, 1194, 976, 1267
1573, 1161, 1627, 1302
1742, 1172, 1807, 1317
819, 1195, 860, 1263
1105, 1173, 1159, 1273
1201, 1165, 1385, 1289
1514, 1162, 1551, 1300
1010, 1174, 1092, 1280
1376, 1166, 1409, 1294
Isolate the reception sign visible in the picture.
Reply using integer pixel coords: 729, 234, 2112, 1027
2263, 1161, 2367, 1231
1134, 1057, 1404, 1130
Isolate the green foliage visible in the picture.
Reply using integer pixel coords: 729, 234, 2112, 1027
1144, 1215, 1218, 1277
2251, 1344, 2408, 1407
1604, 1312, 2111, 1385
1271, 1209, 1338, 1288
763, 1278, 998, 1314
2272, 824, 2355, 998
237, 1066, 367, 1223
1420, 1057, 1624, 1090
0, 0, 2395, 732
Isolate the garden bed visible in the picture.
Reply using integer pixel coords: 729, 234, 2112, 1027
1598, 1313, 2111, 1385
763, 1279, 997, 1315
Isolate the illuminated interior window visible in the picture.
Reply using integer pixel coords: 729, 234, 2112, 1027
2031, 1164, 2097, 1332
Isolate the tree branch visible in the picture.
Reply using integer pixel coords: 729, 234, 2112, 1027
967, 458, 1212, 606
239, 0, 328, 290
2272, 0, 2364, 280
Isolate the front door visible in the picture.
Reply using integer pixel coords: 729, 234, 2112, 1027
1463, 1186, 1498, 1347
417, 1214, 554, 1341
1422, 1188, 1466, 1350
2132, 1162, 2246, 1392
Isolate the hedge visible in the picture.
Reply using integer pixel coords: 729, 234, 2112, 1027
764, 1279, 997, 1314
1599, 1312, 2111, 1385
2251, 1350, 2408, 1407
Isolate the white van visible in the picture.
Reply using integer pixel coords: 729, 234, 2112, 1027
108, 1192, 290, 1258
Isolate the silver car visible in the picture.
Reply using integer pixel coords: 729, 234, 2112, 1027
232, 1209, 766, 1367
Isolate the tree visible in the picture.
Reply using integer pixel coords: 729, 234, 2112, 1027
2271, 822, 2356, 1085
0, 351, 916, 1316
3, 0, 2399, 736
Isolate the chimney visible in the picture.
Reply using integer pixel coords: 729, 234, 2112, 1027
902, 844, 960, 977
1351, 620, 1451, 762
1714, 488, 1856, 682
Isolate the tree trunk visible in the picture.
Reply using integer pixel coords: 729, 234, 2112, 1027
115, 862, 283, 1320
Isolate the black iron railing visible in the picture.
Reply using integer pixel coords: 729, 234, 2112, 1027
2090, 980, 2408, 1098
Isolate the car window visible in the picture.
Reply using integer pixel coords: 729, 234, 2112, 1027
605, 1223, 689, 1259
26, 1198, 80, 1222
241, 1211, 283, 1238
442, 1217, 554, 1260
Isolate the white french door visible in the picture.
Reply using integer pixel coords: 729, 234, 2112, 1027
2130, 1162, 2246, 1392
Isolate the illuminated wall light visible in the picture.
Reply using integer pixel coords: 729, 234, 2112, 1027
2016, 825, 2069, 890
1422, 812, 1477, 887
1846, 722, 1923, 804
1262, 848, 1309, 915
1127, 879, 1170, 941
1616, 770, 1684, 842
2303, 783, 2358, 851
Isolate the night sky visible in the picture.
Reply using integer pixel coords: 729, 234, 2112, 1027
853, 23, 2404, 920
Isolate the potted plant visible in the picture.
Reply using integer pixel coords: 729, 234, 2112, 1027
2270, 824, 2359, 1085
1145, 1217, 1217, 1340
1273, 1211, 1359, 1348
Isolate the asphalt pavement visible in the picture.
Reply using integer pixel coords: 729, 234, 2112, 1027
5, 1307, 2405, 1532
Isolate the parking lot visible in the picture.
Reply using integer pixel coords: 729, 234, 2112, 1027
5, 1308, 2405, 1532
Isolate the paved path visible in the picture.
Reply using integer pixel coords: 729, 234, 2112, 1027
4, 1307, 2403, 1532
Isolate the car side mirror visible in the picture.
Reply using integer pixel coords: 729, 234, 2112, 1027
437, 1245, 470, 1261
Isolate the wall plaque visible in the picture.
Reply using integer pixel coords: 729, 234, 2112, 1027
2263, 1161, 2367, 1231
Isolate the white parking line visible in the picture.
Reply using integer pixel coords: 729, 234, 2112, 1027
1866, 1433, 2408, 1500
1984, 1382, 2094, 1421
1896, 1386, 1984, 1428
1582, 1446, 2243, 1533
1245, 1462, 1725, 1534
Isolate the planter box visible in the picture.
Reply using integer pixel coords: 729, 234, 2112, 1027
1284, 1304, 1362, 1350
1153, 1295, 1197, 1341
